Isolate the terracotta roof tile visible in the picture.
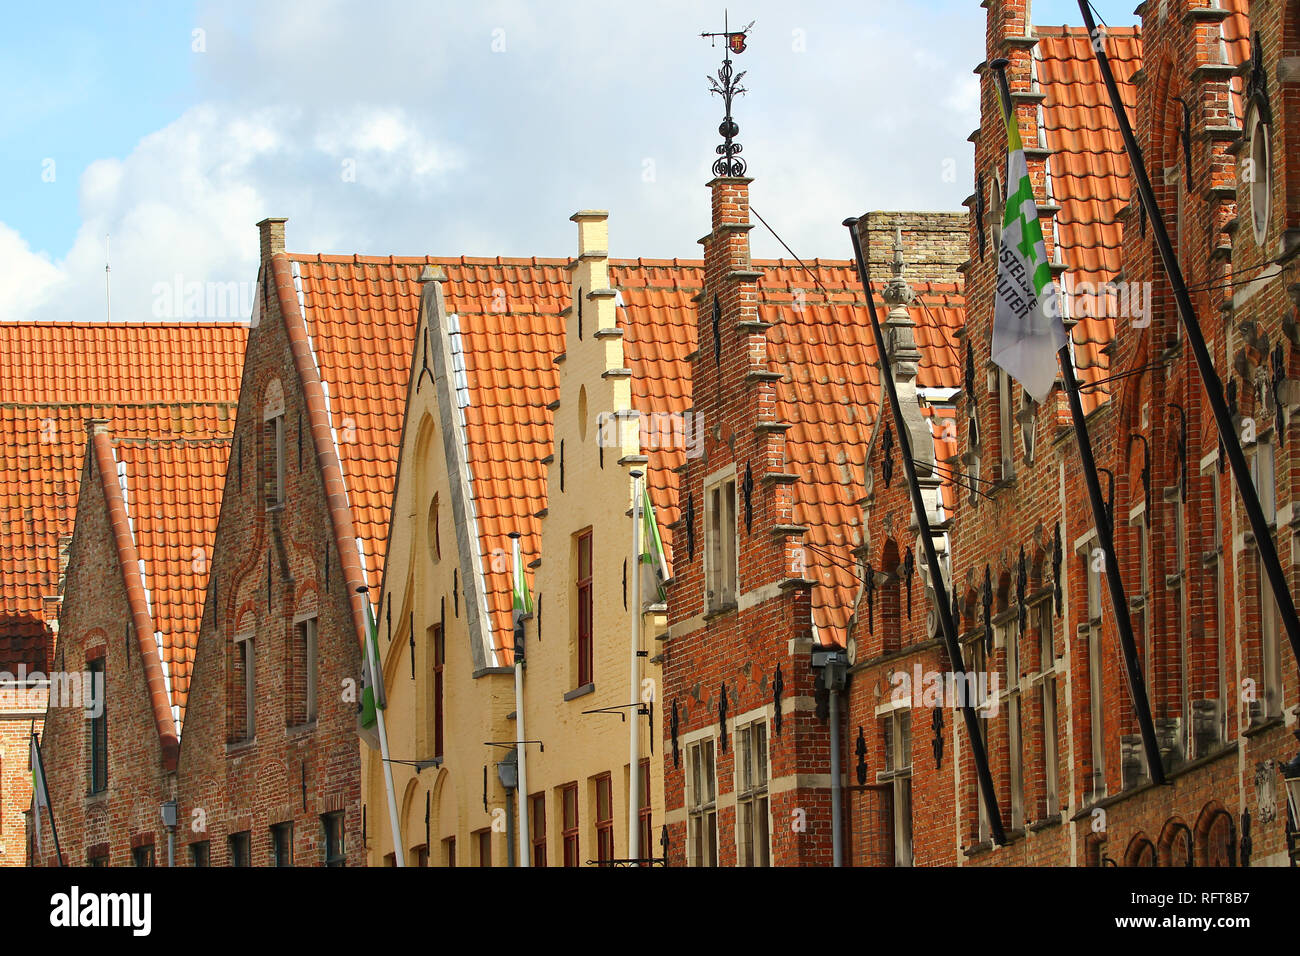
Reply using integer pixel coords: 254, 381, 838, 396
295, 254, 962, 655
0, 323, 245, 672
113, 436, 230, 730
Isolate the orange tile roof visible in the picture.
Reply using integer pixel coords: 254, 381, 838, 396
1035, 13, 1252, 412
0, 323, 245, 672
1035, 28, 1141, 411
303, 255, 961, 656
112, 436, 231, 731
289, 256, 571, 654
621, 264, 963, 649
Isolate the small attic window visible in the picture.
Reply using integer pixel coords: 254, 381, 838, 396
1248, 112, 1272, 246
263, 379, 286, 509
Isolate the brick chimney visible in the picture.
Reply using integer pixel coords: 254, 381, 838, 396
257, 217, 288, 262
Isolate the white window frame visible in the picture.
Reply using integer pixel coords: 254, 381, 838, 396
1080, 537, 1106, 798
999, 620, 1024, 831
1251, 438, 1282, 719
998, 369, 1015, 479
1032, 598, 1059, 819
878, 709, 913, 865
704, 467, 738, 612
1202, 453, 1228, 748
235, 631, 255, 739
685, 735, 718, 867
734, 718, 771, 867
293, 612, 319, 724
263, 406, 285, 509
1247, 110, 1272, 246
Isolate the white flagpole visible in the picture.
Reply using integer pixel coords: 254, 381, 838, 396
511, 532, 531, 867
362, 588, 405, 866
629, 471, 643, 865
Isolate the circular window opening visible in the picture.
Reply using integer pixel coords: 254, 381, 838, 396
1249, 115, 1271, 245
428, 493, 441, 562
989, 172, 1005, 254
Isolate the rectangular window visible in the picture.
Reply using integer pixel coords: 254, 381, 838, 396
1084, 547, 1106, 797
879, 710, 913, 866
1253, 441, 1282, 719
229, 831, 251, 867
475, 828, 492, 867
1132, 511, 1151, 694
530, 793, 547, 867
1208, 464, 1228, 749
736, 721, 770, 867
270, 821, 293, 867
291, 617, 317, 725
705, 476, 738, 611
561, 782, 579, 867
1035, 600, 1059, 819
687, 738, 718, 867
87, 658, 107, 794
1002, 622, 1024, 831
88, 850, 109, 867
234, 633, 255, 740
430, 624, 445, 758
412, 844, 429, 867
189, 841, 210, 867
132, 844, 154, 867
443, 836, 456, 868
638, 758, 652, 862
576, 530, 593, 686
264, 413, 285, 507
322, 812, 345, 867
594, 773, 614, 863
998, 370, 1014, 478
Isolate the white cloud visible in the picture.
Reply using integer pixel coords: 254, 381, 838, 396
0, 223, 62, 317
4, 100, 461, 322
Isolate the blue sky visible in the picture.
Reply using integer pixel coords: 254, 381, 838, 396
0, 0, 1139, 322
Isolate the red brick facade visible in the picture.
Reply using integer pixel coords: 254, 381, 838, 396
843, 0, 1300, 867
175, 219, 365, 867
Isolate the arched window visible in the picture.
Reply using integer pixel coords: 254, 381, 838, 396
1125, 835, 1157, 867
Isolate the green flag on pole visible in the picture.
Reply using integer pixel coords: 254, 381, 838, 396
991, 92, 1068, 403
511, 534, 532, 661
639, 485, 670, 606
358, 599, 385, 751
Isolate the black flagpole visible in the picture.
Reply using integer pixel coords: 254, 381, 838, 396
989, 59, 1166, 786
31, 732, 64, 866
844, 219, 1007, 846
1079, 0, 1300, 672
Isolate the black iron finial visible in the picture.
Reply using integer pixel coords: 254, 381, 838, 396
702, 13, 753, 177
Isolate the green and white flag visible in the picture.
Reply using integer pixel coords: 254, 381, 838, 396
358, 600, 386, 751
992, 97, 1068, 403
511, 535, 532, 660
639, 485, 670, 607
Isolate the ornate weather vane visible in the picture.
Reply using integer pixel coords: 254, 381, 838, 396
701, 13, 754, 177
